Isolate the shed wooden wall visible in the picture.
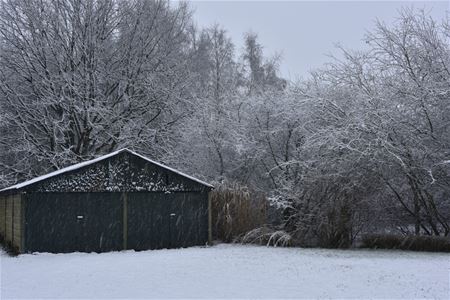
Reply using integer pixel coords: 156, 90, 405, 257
0, 193, 23, 252
0, 195, 5, 238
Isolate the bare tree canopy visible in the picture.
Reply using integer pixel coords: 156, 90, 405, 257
0, 0, 192, 180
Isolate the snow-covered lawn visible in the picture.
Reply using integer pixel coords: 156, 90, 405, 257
1, 244, 449, 299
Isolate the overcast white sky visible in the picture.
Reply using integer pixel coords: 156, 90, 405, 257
190, 1, 449, 79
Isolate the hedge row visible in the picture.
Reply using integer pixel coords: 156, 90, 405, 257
361, 234, 450, 252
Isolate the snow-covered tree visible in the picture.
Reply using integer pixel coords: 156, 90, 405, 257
0, 0, 193, 183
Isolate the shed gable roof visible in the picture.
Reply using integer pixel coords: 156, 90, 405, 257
0, 149, 213, 193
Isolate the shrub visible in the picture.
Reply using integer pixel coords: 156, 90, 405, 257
361, 234, 450, 252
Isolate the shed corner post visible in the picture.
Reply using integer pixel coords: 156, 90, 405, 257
207, 191, 212, 245
122, 192, 128, 251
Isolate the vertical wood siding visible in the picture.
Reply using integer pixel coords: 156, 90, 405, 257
5, 195, 13, 243
12, 194, 22, 251
0, 195, 5, 238
1, 193, 22, 252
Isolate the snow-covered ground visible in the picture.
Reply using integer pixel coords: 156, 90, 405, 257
1, 244, 449, 299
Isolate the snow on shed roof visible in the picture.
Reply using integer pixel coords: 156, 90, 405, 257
0, 148, 213, 192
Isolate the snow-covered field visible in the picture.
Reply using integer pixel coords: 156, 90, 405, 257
1, 244, 449, 299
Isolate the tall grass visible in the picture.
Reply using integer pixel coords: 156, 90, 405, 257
210, 181, 267, 242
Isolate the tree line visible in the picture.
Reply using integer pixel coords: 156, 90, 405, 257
0, 0, 448, 244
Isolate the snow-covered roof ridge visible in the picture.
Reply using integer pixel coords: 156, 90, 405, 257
0, 148, 213, 192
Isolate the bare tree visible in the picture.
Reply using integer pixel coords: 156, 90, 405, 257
0, 0, 193, 184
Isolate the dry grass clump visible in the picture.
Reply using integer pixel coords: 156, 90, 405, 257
210, 181, 267, 242
241, 226, 293, 247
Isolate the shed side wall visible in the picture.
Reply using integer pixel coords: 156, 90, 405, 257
2, 194, 23, 251
12, 194, 22, 251
0, 195, 5, 239
5, 195, 12, 243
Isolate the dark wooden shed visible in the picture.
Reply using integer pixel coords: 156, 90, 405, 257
0, 149, 213, 253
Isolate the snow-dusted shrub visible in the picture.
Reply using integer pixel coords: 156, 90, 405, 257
271, 175, 376, 249
210, 181, 267, 242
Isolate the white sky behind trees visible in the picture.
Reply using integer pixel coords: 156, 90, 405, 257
191, 0, 449, 79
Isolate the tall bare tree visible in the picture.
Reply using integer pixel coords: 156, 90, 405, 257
0, 0, 193, 184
